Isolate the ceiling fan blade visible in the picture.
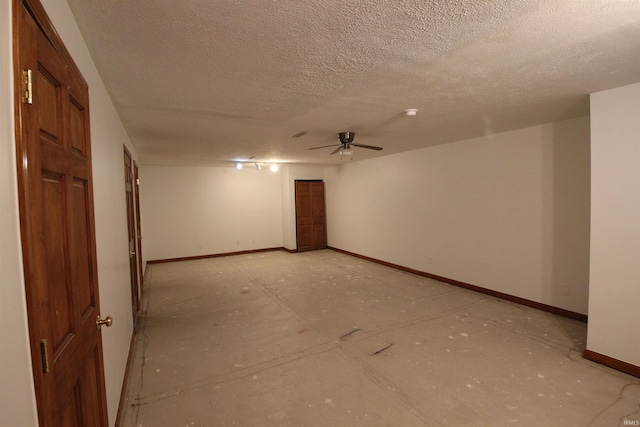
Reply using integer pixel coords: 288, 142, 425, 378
330, 146, 343, 155
309, 144, 340, 150
352, 143, 383, 151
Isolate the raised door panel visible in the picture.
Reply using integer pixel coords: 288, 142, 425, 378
312, 223, 327, 250
296, 182, 312, 251
36, 63, 63, 144
310, 182, 327, 249
59, 391, 81, 427
67, 81, 87, 157
78, 347, 104, 423
69, 178, 95, 321
41, 171, 75, 356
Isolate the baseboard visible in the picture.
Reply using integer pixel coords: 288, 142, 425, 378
327, 246, 588, 323
583, 349, 640, 378
147, 247, 285, 264
114, 331, 136, 427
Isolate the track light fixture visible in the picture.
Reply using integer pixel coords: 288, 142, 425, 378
233, 161, 279, 172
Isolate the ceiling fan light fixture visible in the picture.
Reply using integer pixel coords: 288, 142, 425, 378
338, 132, 355, 144
309, 131, 381, 156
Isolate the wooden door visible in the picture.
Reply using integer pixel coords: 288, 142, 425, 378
124, 147, 139, 320
295, 181, 327, 251
134, 161, 143, 288
14, 0, 109, 425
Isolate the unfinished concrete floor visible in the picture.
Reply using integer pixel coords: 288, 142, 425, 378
121, 250, 640, 426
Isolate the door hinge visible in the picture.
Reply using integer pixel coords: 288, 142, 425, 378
39, 339, 50, 374
22, 69, 33, 105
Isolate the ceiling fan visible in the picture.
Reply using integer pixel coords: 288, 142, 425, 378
308, 132, 383, 157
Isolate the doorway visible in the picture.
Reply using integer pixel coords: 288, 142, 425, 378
13, 0, 109, 424
295, 180, 327, 251
134, 160, 143, 289
124, 146, 139, 321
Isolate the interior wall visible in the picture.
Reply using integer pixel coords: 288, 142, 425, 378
1, 1, 138, 425
281, 165, 326, 250
587, 82, 640, 367
325, 116, 591, 315
0, 1, 39, 425
140, 165, 283, 262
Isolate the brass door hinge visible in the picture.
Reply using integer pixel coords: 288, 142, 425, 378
39, 339, 50, 374
22, 69, 33, 105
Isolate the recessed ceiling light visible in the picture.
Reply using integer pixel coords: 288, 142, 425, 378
404, 108, 418, 116
236, 163, 243, 170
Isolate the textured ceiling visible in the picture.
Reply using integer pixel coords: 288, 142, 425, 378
66, 0, 640, 166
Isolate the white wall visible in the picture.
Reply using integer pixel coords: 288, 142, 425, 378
587, 82, 640, 367
325, 117, 591, 315
1, 1, 137, 425
140, 165, 284, 261
139, 164, 327, 260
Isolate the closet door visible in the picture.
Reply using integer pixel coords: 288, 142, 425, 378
295, 181, 327, 251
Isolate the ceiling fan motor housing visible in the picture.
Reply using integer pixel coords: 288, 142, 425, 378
338, 132, 355, 144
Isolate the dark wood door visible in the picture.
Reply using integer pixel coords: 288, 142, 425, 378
124, 148, 139, 321
133, 161, 143, 288
295, 181, 327, 251
14, 1, 109, 425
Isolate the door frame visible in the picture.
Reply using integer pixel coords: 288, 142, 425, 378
294, 179, 327, 252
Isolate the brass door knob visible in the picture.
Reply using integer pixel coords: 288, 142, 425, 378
96, 315, 113, 329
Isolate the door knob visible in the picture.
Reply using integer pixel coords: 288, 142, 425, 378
96, 315, 113, 329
